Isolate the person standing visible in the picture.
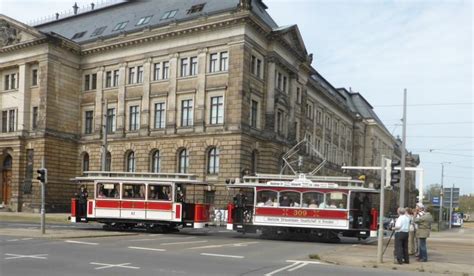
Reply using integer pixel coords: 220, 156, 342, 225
406, 207, 416, 255
233, 189, 247, 223
78, 185, 88, 217
414, 204, 433, 262
393, 207, 410, 264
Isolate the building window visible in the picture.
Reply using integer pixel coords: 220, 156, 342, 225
126, 151, 136, 172
8, 110, 15, 132
306, 103, 313, 119
1, 111, 7, 132
4, 73, 17, 90
91, 26, 106, 37
209, 51, 228, 73
82, 153, 89, 172
113, 21, 128, 31
180, 58, 189, 77
106, 108, 116, 133
105, 71, 112, 88
208, 147, 219, 174
251, 150, 258, 174
187, 3, 205, 14
316, 110, 322, 124
84, 73, 97, 91
256, 59, 262, 78
181, 99, 193, 127
113, 70, 119, 87
32, 69, 38, 86
153, 63, 161, 81
162, 61, 169, 79
32, 106, 38, 129
154, 102, 166, 129
276, 109, 284, 135
296, 87, 301, 103
210, 96, 224, 125
251, 56, 256, 75
136, 66, 144, 83
251, 100, 258, 128
137, 15, 153, 26
190, 57, 198, 75
128, 67, 135, 84
151, 150, 161, 173
161, 9, 178, 20
178, 149, 189, 173
283, 76, 287, 92
105, 152, 112, 171
129, 105, 140, 131
84, 110, 93, 134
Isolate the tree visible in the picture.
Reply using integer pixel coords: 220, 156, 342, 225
459, 195, 474, 213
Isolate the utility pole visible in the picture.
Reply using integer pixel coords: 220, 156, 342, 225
449, 184, 454, 229
101, 99, 108, 171
439, 162, 449, 230
377, 155, 387, 264
399, 88, 407, 208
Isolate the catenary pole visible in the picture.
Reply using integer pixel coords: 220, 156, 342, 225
377, 155, 386, 264
449, 184, 454, 229
439, 163, 445, 230
400, 89, 407, 208
101, 99, 108, 171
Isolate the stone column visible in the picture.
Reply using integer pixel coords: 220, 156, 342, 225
116, 63, 127, 136
195, 48, 208, 132
17, 63, 29, 132
140, 58, 152, 136
166, 54, 179, 134
265, 60, 276, 132
94, 67, 104, 136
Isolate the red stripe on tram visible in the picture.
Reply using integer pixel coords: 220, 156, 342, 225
255, 207, 347, 219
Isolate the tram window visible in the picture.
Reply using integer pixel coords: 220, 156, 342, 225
302, 192, 324, 208
122, 184, 146, 199
279, 191, 301, 207
148, 184, 172, 201
256, 190, 277, 207
96, 183, 120, 199
326, 192, 348, 209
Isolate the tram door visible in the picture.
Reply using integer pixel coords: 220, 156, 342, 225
351, 192, 375, 229
232, 188, 253, 224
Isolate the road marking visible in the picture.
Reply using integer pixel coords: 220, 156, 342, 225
265, 262, 300, 276
265, 260, 328, 276
90, 262, 140, 270
288, 262, 308, 271
200, 253, 244, 259
4, 253, 48, 260
188, 241, 259, 250
147, 234, 163, 237
21, 238, 33, 241
128, 246, 166, 252
160, 240, 208, 246
129, 236, 194, 242
6, 239, 19, 242
65, 240, 98, 245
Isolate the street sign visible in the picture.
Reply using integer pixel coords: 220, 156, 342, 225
432, 196, 440, 205
443, 188, 460, 208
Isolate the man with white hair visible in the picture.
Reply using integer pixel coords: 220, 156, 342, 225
414, 203, 433, 262
393, 207, 410, 264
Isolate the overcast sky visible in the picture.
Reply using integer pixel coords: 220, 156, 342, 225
1, 0, 473, 194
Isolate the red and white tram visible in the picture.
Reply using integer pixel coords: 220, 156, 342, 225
70, 172, 212, 231
227, 173, 379, 241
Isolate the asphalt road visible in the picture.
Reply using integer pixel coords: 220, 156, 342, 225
0, 221, 425, 276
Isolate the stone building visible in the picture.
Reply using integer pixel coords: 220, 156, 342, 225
0, 0, 418, 212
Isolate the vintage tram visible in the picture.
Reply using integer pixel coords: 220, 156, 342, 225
226, 173, 379, 241
70, 172, 212, 231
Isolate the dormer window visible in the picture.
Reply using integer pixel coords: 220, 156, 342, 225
113, 21, 128, 31
136, 15, 153, 26
72, 31, 86, 39
161, 9, 178, 20
187, 3, 205, 14
91, 26, 107, 37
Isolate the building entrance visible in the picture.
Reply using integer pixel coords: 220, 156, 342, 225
1, 155, 12, 205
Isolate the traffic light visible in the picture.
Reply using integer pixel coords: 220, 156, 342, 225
390, 160, 401, 186
37, 168, 47, 183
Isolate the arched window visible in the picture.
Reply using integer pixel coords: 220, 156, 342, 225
105, 152, 111, 171
251, 150, 258, 174
207, 147, 219, 174
151, 150, 161, 173
82, 153, 90, 172
3, 154, 12, 170
178, 148, 189, 173
126, 151, 135, 172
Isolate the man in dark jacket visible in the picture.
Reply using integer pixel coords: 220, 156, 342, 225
233, 190, 247, 223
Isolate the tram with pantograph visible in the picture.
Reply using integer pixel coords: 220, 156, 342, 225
226, 173, 379, 242
70, 172, 212, 232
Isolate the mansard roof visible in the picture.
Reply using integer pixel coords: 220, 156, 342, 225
34, 0, 277, 44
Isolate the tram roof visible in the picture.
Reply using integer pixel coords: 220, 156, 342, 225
72, 171, 208, 185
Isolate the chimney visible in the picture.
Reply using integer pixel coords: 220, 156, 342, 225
56, 13, 60, 20
73, 2, 79, 15
91, 2, 95, 10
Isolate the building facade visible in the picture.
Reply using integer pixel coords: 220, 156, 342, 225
0, 0, 418, 212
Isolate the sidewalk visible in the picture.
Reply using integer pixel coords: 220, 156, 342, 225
0, 212, 138, 239
318, 224, 474, 275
